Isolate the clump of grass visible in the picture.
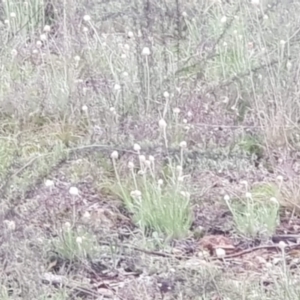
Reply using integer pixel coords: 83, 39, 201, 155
51, 223, 97, 261
0, 286, 9, 300
110, 142, 193, 239
276, 176, 300, 213
39, 292, 69, 300
0, 139, 16, 180
2, 0, 46, 39
238, 134, 264, 159
225, 182, 279, 238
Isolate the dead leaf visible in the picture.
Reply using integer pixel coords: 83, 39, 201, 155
198, 235, 235, 256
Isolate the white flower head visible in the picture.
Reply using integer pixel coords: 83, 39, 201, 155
122, 71, 129, 77
142, 47, 151, 56
109, 107, 115, 112
215, 248, 226, 257
280, 40, 286, 46
4, 220, 16, 231
159, 118, 167, 129
179, 141, 187, 149
182, 11, 188, 18
139, 155, 146, 163
121, 53, 126, 59
276, 175, 284, 182
222, 96, 229, 104
76, 237, 83, 244
83, 15, 91, 22
182, 118, 188, 124
270, 197, 278, 204
178, 176, 184, 182
114, 84, 121, 90
81, 105, 88, 112
83, 26, 88, 33
176, 165, 183, 173
64, 222, 71, 230
158, 179, 164, 186
187, 111, 193, 117
163, 91, 170, 98
44, 25, 51, 32
221, 16, 227, 23
111, 151, 119, 159
278, 241, 287, 249
149, 155, 155, 162
11, 49, 18, 57
74, 55, 81, 62
240, 180, 248, 187
173, 107, 181, 115
245, 192, 252, 199
128, 161, 134, 169
127, 31, 134, 38
45, 179, 54, 187
69, 186, 79, 196
263, 14, 268, 20
133, 143, 141, 152
224, 195, 230, 201
82, 211, 91, 220
10, 12, 16, 18
137, 170, 145, 176
130, 190, 142, 199
40, 34, 47, 41
36, 40, 42, 48
124, 44, 130, 50
251, 0, 260, 5
180, 191, 190, 199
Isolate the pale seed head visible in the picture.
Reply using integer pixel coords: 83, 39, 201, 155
133, 143, 141, 152
45, 179, 54, 187
163, 91, 170, 98
111, 151, 119, 159
69, 186, 79, 196
83, 15, 91, 22
173, 107, 181, 115
142, 47, 151, 56
179, 141, 187, 149
159, 118, 167, 129
44, 25, 51, 32
128, 161, 134, 169
139, 155, 146, 163
40, 34, 47, 41
220, 16, 227, 23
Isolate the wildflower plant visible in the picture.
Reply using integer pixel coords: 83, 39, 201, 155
110, 143, 192, 239
225, 184, 280, 238
51, 223, 97, 261
3, 0, 46, 39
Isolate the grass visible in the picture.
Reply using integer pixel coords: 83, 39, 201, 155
2, 0, 300, 299
110, 144, 193, 239
225, 188, 279, 238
